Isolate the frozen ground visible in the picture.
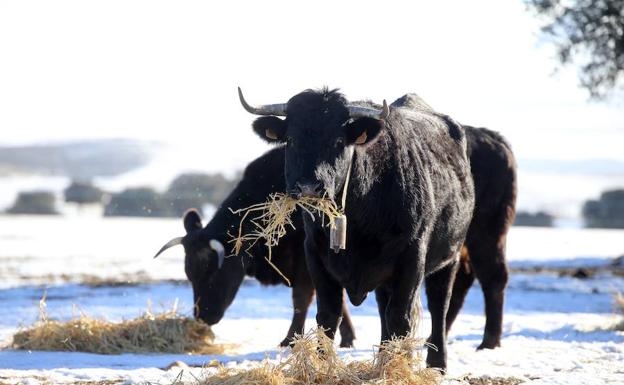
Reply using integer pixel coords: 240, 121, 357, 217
0, 216, 623, 384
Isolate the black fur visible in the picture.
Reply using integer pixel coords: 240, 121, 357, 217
248, 89, 475, 370
391, 94, 517, 351
178, 148, 356, 347
446, 124, 517, 350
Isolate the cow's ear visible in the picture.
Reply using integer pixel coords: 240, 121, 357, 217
345, 117, 385, 146
252, 116, 287, 143
183, 209, 203, 233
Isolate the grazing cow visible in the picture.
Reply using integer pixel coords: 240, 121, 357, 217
239, 87, 475, 370
154, 147, 356, 347
394, 94, 517, 350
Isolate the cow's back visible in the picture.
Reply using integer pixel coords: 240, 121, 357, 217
464, 125, 517, 233
344, 95, 474, 280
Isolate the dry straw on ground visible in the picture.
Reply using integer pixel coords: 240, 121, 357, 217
202, 329, 441, 385
229, 193, 342, 284
12, 297, 226, 355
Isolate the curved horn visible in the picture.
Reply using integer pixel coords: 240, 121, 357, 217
347, 99, 390, 120
238, 87, 287, 116
209, 239, 226, 269
153, 237, 184, 259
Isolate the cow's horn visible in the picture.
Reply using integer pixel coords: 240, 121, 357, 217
238, 87, 287, 116
347, 99, 389, 120
209, 239, 226, 269
153, 237, 184, 259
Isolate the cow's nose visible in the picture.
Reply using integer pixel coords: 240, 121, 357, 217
294, 182, 322, 198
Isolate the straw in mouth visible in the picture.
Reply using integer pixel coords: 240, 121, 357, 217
228, 193, 343, 285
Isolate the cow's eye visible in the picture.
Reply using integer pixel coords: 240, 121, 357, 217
335, 137, 345, 148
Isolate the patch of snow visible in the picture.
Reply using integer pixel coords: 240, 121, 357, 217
0, 218, 623, 383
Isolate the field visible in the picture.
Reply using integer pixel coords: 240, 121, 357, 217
0, 216, 623, 384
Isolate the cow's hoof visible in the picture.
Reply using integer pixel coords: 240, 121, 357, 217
425, 358, 447, 374
426, 346, 447, 374
339, 339, 354, 348
279, 338, 294, 347
476, 339, 501, 350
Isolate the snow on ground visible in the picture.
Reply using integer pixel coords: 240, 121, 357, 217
0, 216, 623, 384
1, 215, 623, 287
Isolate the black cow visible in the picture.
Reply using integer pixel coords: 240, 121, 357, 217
446, 124, 516, 349
239, 87, 475, 370
154, 147, 356, 348
393, 95, 517, 350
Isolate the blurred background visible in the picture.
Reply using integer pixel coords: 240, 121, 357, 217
1, 1, 623, 223
0, 1, 623, 293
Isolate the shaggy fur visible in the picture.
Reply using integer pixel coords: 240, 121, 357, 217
250, 89, 475, 370
178, 148, 355, 347
391, 94, 517, 350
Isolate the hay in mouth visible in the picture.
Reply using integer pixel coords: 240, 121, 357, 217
229, 193, 342, 285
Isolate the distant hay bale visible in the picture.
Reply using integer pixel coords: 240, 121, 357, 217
616, 293, 624, 313
229, 193, 342, 285
12, 297, 227, 355
615, 293, 624, 331
202, 329, 441, 385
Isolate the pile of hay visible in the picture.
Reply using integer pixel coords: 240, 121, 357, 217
12, 297, 226, 355
229, 193, 342, 284
202, 329, 441, 385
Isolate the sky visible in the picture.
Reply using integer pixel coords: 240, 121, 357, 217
0, 1, 623, 216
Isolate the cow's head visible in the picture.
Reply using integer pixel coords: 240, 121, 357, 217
239, 87, 388, 200
154, 209, 245, 325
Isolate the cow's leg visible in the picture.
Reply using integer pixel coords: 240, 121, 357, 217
425, 259, 459, 371
385, 246, 426, 342
304, 233, 343, 341
445, 252, 476, 334
313, 275, 344, 341
469, 236, 508, 350
338, 294, 356, 347
375, 286, 390, 342
280, 280, 315, 347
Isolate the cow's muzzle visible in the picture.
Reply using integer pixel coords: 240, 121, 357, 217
289, 182, 322, 198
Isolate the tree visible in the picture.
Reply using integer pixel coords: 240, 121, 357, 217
582, 188, 624, 228
104, 188, 173, 218
527, 0, 624, 98
6, 191, 59, 215
64, 181, 105, 205
165, 173, 239, 216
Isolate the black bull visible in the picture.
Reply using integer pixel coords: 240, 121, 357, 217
155, 92, 516, 370
239, 89, 515, 370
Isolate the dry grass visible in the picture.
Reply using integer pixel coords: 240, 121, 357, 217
0, 378, 125, 385
201, 329, 441, 385
461, 376, 524, 385
203, 362, 289, 385
229, 193, 342, 285
11, 296, 227, 355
